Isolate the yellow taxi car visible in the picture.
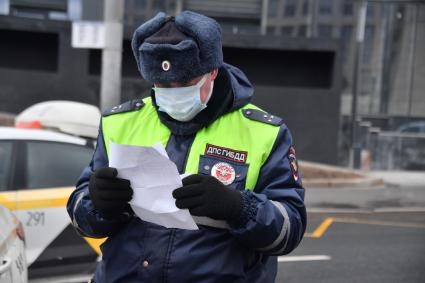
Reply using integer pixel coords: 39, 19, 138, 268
0, 127, 103, 281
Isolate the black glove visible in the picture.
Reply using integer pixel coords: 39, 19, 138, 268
172, 174, 243, 223
89, 167, 133, 215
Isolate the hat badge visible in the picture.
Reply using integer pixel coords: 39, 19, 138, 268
161, 60, 171, 71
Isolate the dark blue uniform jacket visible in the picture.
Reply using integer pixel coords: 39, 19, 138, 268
67, 63, 307, 283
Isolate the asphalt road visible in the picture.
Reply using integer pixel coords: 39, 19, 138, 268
33, 210, 425, 283
31, 173, 425, 283
276, 211, 425, 283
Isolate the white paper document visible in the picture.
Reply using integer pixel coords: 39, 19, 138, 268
109, 141, 198, 230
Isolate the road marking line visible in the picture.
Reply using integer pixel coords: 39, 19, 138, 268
309, 217, 334, 238
84, 237, 107, 255
332, 218, 425, 229
307, 207, 425, 214
278, 255, 331, 262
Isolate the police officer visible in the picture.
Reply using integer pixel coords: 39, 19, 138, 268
67, 11, 306, 283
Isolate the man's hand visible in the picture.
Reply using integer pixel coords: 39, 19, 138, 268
89, 167, 133, 215
172, 174, 243, 222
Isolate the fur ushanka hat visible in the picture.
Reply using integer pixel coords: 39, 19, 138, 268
131, 11, 223, 83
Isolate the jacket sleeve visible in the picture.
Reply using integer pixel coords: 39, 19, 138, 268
230, 124, 307, 255
66, 123, 132, 238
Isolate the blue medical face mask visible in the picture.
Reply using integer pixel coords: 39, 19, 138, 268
153, 74, 214, 122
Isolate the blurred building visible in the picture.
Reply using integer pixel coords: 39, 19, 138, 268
386, 4, 425, 118
0, 0, 423, 165
263, 0, 424, 119
121, 0, 425, 119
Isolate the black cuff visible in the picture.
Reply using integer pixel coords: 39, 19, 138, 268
229, 190, 258, 228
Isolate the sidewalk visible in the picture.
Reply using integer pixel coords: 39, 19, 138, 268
364, 170, 425, 188
305, 170, 425, 212
300, 161, 383, 188
301, 161, 424, 189
300, 161, 425, 212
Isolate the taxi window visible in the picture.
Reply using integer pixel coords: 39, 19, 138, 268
25, 141, 93, 189
0, 141, 13, 190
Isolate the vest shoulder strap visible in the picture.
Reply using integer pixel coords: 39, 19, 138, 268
102, 98, 145, 117
242, 108, 283, 126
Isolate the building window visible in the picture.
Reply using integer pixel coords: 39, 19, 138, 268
341, 25, 353, 41
68, 0, 82, 20
367, 4, 375, 18
268, 0, 278, 17
318, 24, 333, 38
0, 0, 10, 15
0, 30, 58, 72
342, 0, 353, 16
298, 25, 307, 37
223, 47, 334, 88
267, 26, 278, 35
302, 0, 309, 16
363, 26, 374, 64
281, 26, 294, 36
153, 0, 166, 13
9, 0, 67, 20
341, 25, 353, 62
319, 0, 332, 15
135, 0, 147, 10
284, 0, 297, 17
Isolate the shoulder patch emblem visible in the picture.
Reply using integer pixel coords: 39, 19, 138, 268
103, 99, 145, 117
288, 146, 299, 182
242, 109, 283, 126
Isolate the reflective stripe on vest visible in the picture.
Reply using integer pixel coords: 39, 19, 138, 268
101, 97, 280, 191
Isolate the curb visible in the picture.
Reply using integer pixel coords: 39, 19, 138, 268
299, 160, 384, 188
303, 176, 384, 188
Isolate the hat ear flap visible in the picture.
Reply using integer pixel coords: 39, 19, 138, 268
131, 12, 168, 76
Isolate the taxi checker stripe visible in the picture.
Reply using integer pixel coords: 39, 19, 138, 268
0, 188, 105, 258
0, 188, 74, 210
256, 200, 290, 252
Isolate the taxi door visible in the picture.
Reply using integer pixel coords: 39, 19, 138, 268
1, 139, 101, 278
0, 140, 20, 282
